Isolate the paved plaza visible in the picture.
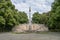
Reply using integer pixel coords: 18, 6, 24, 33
0, 32, 60, 40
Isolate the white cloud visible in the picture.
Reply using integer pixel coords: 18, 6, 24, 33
11, 0, 54, 15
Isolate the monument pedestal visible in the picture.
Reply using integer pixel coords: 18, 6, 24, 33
12, 24, 48, 33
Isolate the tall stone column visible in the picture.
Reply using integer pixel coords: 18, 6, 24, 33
29, 7, 32, 31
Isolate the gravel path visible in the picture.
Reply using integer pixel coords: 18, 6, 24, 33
0, 32, 60, 40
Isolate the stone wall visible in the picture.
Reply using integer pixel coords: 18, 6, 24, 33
12, 24, 48, 33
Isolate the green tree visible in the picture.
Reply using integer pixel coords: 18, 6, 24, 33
0, 0, 28, 32
47, 0, 60, 32
32, 12, 41, 24
0, 16, 5, 32
18, 12, 28, 24
32, 12, 48, 24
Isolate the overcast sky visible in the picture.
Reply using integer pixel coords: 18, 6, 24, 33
11, 0, 54, 15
